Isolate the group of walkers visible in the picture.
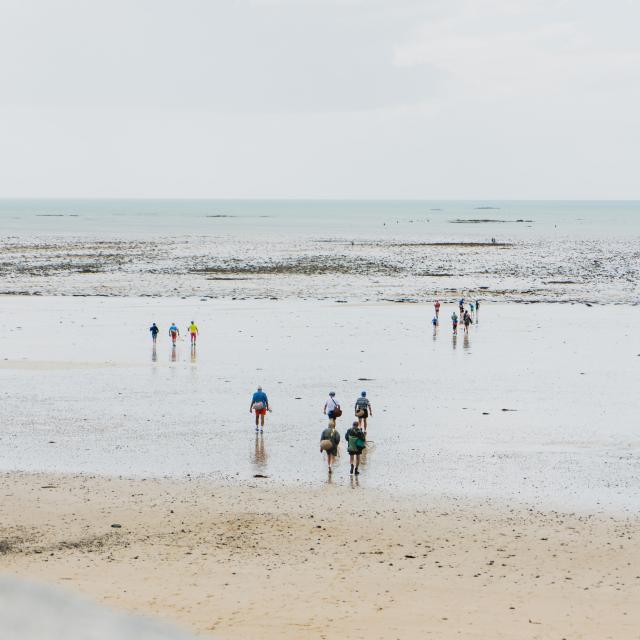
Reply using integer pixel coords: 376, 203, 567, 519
432, 298, 480, 335
153, 297, 482, 476
248, 387, 373, 476
149, 321, 199, 346
320, 391, 372, 475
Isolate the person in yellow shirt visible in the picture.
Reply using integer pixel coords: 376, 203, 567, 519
187, 320, 199, 345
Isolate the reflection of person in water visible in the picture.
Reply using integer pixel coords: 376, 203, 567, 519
252, 432, 268, 472
190, 343, 197, 364
152, 344, 157, 362
170, 345, 177, 362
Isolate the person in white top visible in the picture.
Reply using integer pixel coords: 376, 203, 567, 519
323, 391, 341, 423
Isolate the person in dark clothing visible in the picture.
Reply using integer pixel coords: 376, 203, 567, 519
344, 421, 366, 475
149, 323, 159, 343
320, 422, 341, 473
463, 310, 472, 333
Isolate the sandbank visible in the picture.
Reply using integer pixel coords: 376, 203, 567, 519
2, 472, 639, 639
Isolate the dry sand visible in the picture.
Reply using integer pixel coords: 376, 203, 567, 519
2, 472, 639, 639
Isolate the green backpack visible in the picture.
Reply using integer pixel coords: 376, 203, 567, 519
349, 433, 366, 451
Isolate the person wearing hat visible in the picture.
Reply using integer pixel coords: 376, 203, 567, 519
354, 391, 372, 433
344, 420, 366, 475
319, 421, 341, 474
323, 391, 341, 424
187, 320, 199, 345
250, 386, 270, 433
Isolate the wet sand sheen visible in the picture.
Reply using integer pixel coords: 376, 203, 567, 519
1, 297, 639, 511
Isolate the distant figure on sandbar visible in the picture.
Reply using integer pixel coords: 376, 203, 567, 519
463, 310, 472, 333
451, 311, 458, 335
434, 299, 441, 319
187, 320, 198, 345
168, 323, 180, 346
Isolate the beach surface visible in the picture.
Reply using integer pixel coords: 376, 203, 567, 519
2, 472, 639, 640
1, 297, 638, 511
1, 295, 639, 638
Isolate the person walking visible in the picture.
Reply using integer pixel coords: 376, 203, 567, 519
451, 311, 459, 335
149, 322, 159, 343
250, 385, 270, 433
354, 391, 372, 433
187, 320, 199, 345
458, 297, 465, 317
320, 421, 341, 473
463, 310, 472, 333
323, 391, 342, 422
345, 421, 366, 475
434, 299, 441, 320
168, 322, 180, 346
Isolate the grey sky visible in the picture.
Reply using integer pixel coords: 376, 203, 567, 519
1, 0, 638, 198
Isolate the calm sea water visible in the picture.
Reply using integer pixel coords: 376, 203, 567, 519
1, 199, 639, 240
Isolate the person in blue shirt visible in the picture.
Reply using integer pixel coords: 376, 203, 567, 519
250, 386, 270, 432
168, 323, 180, 346
149, 323, 159, 343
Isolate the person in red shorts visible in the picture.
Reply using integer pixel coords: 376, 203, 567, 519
168, 323, 180, 346
250, 386, 270, 433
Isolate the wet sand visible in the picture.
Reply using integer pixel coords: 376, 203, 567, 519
1, 297, 639, 511
2, 472, 639, 639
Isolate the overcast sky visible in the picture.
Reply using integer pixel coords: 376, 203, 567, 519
0, 0, 638, 199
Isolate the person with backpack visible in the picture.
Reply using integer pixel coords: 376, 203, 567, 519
354, 391, 372, 433
323, 391, 341, 422
345, 421, 366, 475
463, 310, 472, 333
250, 385, 270, 433
320, 421, 341, 473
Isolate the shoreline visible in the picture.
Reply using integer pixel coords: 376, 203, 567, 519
2, 471, 639, 639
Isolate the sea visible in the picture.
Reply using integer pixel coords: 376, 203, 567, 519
1, 199, 639, 304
